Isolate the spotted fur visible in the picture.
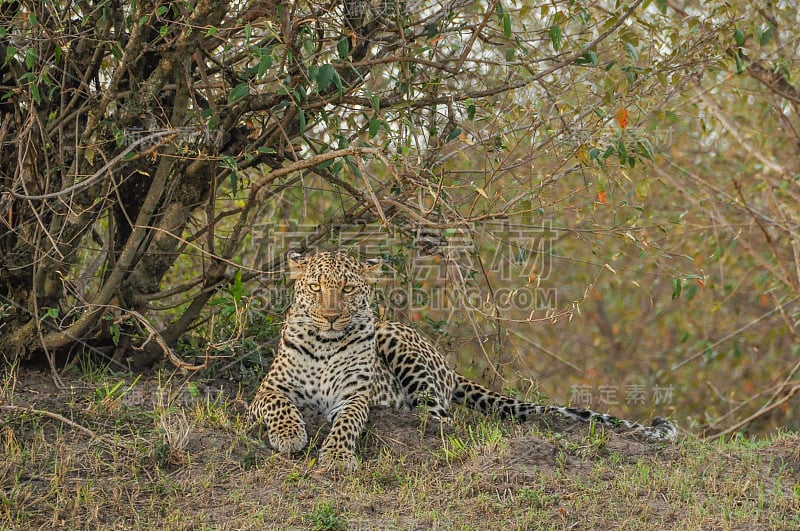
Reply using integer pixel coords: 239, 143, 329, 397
249, 252, 676, 471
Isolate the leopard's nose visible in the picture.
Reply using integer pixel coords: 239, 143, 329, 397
322, 313, 341, 324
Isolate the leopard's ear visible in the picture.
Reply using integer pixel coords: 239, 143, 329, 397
287, 251, 307, 280
362, 257, 382, 283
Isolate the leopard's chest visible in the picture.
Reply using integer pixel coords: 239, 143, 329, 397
278, 327, 378, 419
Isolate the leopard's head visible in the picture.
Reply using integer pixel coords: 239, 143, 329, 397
286, 252, 382, 336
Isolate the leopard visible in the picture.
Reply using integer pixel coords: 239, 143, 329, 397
248, 251, 676, 471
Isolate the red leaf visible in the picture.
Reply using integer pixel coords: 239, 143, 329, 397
616, 107, 628, 129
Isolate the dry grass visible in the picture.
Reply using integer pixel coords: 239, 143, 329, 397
1, 367, 798, 530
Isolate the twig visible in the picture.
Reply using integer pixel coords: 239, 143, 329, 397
11, 130, 178, 200
0, 404, 98, 440
128, 309, 210, 371
670, 294, 800, 371
693, 81, 786, 175
508, 329, 582, 373
706, 383, 800, 440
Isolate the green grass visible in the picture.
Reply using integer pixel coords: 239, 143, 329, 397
1, 367, 798, 530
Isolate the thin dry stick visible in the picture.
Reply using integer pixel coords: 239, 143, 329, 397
128, 309, 210, 371
707, 384, 800, 440
10, 130, 178, 200
708, 374, 800, 428
0, 404, 98, 439
693, 81, 786, 176
670, 294, 800, 371
508, 329, 582, 373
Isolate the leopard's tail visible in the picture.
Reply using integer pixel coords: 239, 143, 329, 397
451, 374, 676, 441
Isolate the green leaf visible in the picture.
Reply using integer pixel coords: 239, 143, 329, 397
368, 118, 381, 138
257, 51, 273, 77
333, 71, 343, 98
317, 159, 335, 171
655, 0, 667, 13
672, 277, 682, 300
316, 64, 335, 92
109, 323, 120, 345
574, 51, 598, 66
187, 382, 200, 398
734, 51, 743, 74
230, 270, 243, 299
220, 154, 238, 171
41, 307, 59, 320
467, 103, 476, 120
229, 172, 238, 195
337, 36, 350, 59
298, 109, 306, 133
617, 140, 627, 164
637, 139, 655, 161
159, 25, 168, 38
734, 28, 745, 46
25, 47, 36, 69
503, 12, 511, 39
758, 24, 773, 46
30, 84, 40, 104
228, 82, 249, 103
425, 22, 439, 39
206, 26, 218, 37
156, 5, 168, 16
445, 127, 462, 143
625, 43, 638, 62
345, 156, 362, 178
549, 26, 562, 51
4, 45, 16, 65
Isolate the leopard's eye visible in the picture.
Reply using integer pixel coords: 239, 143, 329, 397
307, 283, 321, 292
342, 285, 356, 294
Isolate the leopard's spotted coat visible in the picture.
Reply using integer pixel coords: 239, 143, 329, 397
249, 252, 676, 471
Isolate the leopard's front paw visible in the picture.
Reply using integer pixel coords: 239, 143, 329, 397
269, 425, 308, 454
318, 449, 358, 474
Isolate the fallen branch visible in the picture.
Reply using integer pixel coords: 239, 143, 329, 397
0, 404, 98, 440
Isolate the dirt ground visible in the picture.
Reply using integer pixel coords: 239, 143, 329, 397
1, 368, 798, 530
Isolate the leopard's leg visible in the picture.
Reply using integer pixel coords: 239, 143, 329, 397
374, 322, 454, 419
319, 394, 370, 472
248, 382, 307, 454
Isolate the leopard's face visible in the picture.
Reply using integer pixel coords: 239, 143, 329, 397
287, 252, 382, 337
